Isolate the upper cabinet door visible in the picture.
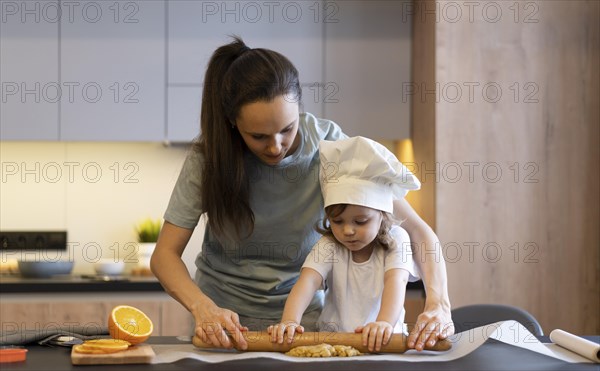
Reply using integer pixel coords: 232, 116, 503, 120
0, 1, 60, 140
166, 0, 325, 142
324, 1, 411, 139
60, 1, 165, 141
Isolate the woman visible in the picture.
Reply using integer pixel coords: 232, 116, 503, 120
151, 36, 453, 351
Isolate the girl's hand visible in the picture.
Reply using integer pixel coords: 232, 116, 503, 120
268, 321, 304, 344
355, 321, 394, 352
407, 302, 454, 351
190, 301, 249, 350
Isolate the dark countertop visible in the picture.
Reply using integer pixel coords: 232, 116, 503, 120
1, 336, 599, 371
0, 275, 164, 293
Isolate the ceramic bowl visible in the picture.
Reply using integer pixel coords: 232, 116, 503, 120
18, 261, 74, 278
93, 259, 125, 276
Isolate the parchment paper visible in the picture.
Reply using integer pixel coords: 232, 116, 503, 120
150, 321, 594, 364
549, 329, 600, 363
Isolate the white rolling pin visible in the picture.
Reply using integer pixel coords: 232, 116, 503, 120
549, 329, 600, 363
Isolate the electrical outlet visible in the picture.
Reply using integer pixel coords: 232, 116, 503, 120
0, 231, 67, 251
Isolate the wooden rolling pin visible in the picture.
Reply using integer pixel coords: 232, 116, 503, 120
192, 331, 452, 354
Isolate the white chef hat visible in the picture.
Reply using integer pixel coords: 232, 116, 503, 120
319, 137, 421, 214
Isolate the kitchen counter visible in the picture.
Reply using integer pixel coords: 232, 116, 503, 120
0, 275, 163, 293
1, 336, 598, 371
0, 279, 423, 338
0, 275, 424, 294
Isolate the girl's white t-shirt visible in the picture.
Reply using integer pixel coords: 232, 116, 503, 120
302, 225, 421, 333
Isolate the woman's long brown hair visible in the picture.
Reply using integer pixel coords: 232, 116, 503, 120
195, 36, 302, 242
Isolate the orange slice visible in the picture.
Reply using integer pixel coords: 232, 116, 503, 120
74, 339, 131, 354
73, 344, 109, 354
81, 339, 131, 350
108, 305, 154, 345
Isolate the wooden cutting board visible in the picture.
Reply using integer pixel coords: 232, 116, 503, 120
71, 345, 155, 365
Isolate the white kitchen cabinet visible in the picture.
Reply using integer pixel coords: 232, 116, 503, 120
1, 1, 411, 142
0, 1, 60, 140
166, 0, 411, 141
166, 0, 325, 142
60, 0, 165, 141
324, 1, 412, 139
167, 86, 202, 142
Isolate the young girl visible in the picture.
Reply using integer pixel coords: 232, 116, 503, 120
269, 136, 422, 352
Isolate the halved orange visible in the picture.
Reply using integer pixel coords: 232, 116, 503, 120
108, 305, 153, 345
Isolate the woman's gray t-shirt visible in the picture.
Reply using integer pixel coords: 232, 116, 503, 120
163, 112, 347, 319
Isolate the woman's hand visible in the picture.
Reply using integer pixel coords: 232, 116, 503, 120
152, 222, 250, 349
407, 302, 454, 351
355, 321, 394, 352
191, 300, 249, 350
268, 321, 304, 344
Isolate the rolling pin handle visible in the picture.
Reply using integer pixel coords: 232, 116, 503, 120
426, 338, 452, 351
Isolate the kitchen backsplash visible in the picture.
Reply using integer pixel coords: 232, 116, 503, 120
0, 141, 203, 275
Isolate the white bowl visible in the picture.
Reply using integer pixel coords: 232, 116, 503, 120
94, 259, 125, 276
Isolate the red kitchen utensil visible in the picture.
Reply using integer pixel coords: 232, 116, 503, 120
0, 347, 28, 363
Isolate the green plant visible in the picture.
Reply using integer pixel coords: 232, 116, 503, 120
135, 218, 162, 243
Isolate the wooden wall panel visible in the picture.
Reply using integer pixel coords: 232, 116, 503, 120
434, 0, 599, 334
411, 0, 437, 229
